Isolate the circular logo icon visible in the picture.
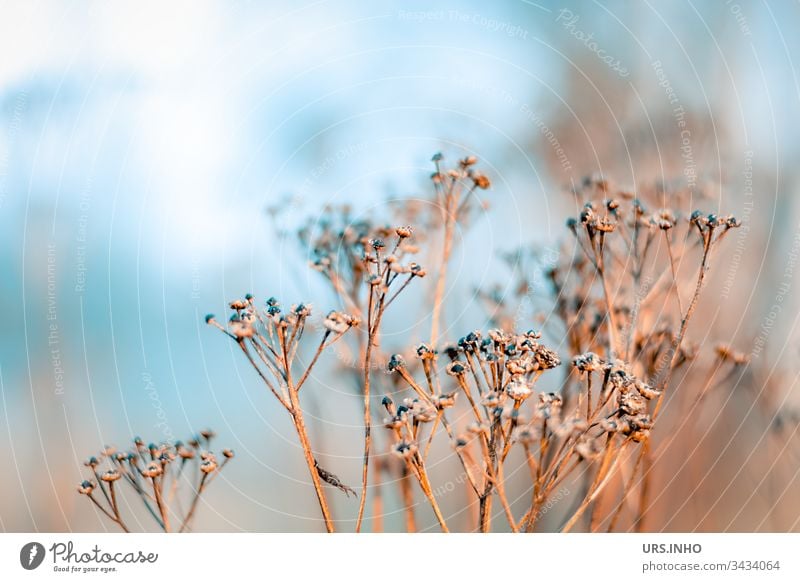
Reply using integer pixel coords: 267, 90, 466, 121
19, 542, 45, 570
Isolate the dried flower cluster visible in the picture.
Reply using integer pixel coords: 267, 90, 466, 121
204, 158, 743, 532
206, 295, 358, 532
77, 431, 232, 532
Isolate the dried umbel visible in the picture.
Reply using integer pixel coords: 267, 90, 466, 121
384, 327, 564, 532
202, 157, 744, 534
76, 431, 232, 533
206, 294, 360, 533
472, 178, 745, 532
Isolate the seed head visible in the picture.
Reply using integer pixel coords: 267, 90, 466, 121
100, 469, 121, 483
409, 263, 426, 277
391, 440, 418, 459
77, 480, 95, 495
446, 361, 467, 376
415, 343, 436, 360
324, 311, 355, 334
381, 396, 395, 415
142, 462, 163, 479
472, 173, 491, 189
573, 352, 604, 373
387, 354, 406, 372
435, 391, 457, 409
396, 225, 413, 238
507, 380, 532, 401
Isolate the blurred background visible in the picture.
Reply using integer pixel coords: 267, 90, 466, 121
1, 0, 799, 532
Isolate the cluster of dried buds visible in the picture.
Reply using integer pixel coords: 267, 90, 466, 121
568, 196, 741, 242
299, 204, 425, 314
431, 153, 492, 191
206, 294, 362, 533
205, 295, 358, 402
77, 431, 233, 532
384, 328, 563, 532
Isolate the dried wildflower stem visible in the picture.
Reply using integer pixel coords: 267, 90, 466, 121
478, 420, 501, 533
86, 493, 122, 529
108, 483, 130, 533
355, 292, 382, 532
596, 233, 621, 358
286, 365, 335, 532
178, 473, 207, 533
664, 231, 684, 315
152, 478, 171, 532
400, 466, 417, 532
239, 342, 290, 409
640, 239, 709, 446
430, 180, 458, 347
633, 233, 714, 531
414, 458, 450, 532
562, 439, 629, 532
606, 440, 647, 531
372, 461, 384, 533
210, 301, 358, 532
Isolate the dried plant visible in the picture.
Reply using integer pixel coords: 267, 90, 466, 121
295, 155, 490, 531
76, 430, 233, 532
205, 298, 357, 532
206, 155, 743, 532
479, 178, 743, 531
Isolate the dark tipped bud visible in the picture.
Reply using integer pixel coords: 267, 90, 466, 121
387, 354, 406, 372
446, 361, 467, 376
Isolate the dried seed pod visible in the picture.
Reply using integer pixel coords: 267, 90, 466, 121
507, 379, 532, 401
142, 462, 163, 479
387, 354, 406, 372
391, 440, 418, 459
100, 470, 121, 483
77, 480, 95, 495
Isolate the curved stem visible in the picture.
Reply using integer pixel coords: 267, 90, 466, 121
179, 472, 207, 533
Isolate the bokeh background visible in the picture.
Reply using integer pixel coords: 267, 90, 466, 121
1, 0, 799, 532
